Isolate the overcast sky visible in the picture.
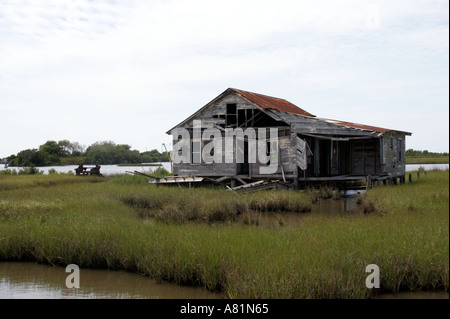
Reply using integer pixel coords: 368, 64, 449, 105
0, 0, 448, 158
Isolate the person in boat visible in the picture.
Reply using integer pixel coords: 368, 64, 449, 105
75, 164, 84, 175
90, 165, 101, 175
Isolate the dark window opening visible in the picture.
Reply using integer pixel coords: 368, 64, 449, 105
266, 141, 271, 165
226, 103, 237, 127
238, 109, 246, 127
237, 141, 249, 174
246, 109, 253, 126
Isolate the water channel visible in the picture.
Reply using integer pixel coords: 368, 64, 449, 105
0, 262, 220, 299
0, 163, 448, 175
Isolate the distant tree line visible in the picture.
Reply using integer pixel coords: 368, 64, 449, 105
6, 140, 169, 166
405, 149, 449, 158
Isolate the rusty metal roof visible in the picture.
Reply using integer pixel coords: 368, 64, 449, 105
231, 88, 315, 117
320, 118, 412, 135
166, 88, 412, 136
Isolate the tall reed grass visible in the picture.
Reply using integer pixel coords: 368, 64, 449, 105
120, 187, 311, 223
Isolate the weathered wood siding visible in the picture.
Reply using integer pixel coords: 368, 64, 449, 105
350, 139, 381, 176
172, 93, 251, 176
180, 94, 256, 130
174, 132, 297, 177
169, 90, 409, 179
173, 136, 238, 176
172, 92, 298, 177
381, 132, 406, 176
250, 134, 297, 177
174, 162, 237, 177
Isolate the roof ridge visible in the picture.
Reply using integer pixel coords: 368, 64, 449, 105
229, 88, 315, 117
230, 88, 290, 101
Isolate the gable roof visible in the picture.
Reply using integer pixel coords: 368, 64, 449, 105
166, 88, 412, 137
166, 88, 314, 134
230, 88, 314, 117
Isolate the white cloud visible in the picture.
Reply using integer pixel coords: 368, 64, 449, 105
0, 0, 448, 156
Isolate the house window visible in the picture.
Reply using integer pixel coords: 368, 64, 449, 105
226, 103, 237, 127
192, 140, 201, 164
398, 139, 402, 162
238, 109, 246, 127
390, 137, 394, 150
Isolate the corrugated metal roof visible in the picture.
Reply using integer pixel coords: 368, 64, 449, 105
231, 88, 315, 117
320, 118, 412, 135
166, 88, 412, 137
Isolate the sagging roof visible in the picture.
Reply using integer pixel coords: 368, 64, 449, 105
320, 118, 412, 136
267, 109, 412, 137
230, 88, 314, 117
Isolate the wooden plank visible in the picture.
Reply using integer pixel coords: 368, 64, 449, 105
235, 177, 248, 185
303, 175, 369, 181
251, 174, 297, 179
148, 176, 204, 184
294, 135, 307, 170
230, 180, 266, 190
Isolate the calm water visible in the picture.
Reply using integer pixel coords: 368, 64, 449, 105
405, 163, 448, 172
0, 262, 220, 299
0, 162, 172, 175
1, 163, 448, 175
1, 261, 447, 299
374, 291, 448, 299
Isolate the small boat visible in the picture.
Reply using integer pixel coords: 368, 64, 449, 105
340, 189, 363, 198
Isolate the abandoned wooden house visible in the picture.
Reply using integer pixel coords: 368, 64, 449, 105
166, 88, 412, 188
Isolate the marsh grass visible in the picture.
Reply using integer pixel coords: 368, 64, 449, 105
120, 187, 311, 223
0, 171, 448, 298
406, 157, 449, 164
0, 174, 102, 192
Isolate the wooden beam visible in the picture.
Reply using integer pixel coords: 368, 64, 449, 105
251, 174, 297, 179
215, 176, 231, 183
235, 177, 248, 185
299, 133, 377, 141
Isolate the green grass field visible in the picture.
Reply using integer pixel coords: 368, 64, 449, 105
0, 171, 448, 298
405, 157, 449, 164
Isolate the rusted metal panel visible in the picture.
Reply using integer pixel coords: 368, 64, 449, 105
319, 118, 412, 136
231, 88, 314, 117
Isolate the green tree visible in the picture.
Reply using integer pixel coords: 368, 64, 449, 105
39, 141, 63, 156
84, 141, 142, 165
58, 140, 85, 157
